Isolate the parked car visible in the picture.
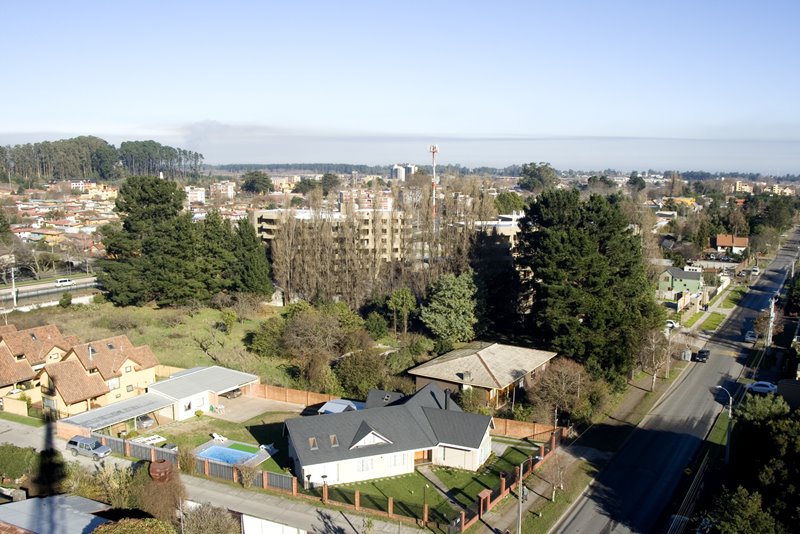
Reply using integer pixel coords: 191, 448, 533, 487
66, 436, 112, 461
745, 331, 758, 343
693, 349, 710, 363
746, 381, 778, 395
220, 388, 242, 399
136, 414, 155, 429
666, 320, 680, 329
751, 267, 760, 276
56, 278, 75, 288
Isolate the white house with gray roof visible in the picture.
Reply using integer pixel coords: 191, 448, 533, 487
285, 383, 492, 486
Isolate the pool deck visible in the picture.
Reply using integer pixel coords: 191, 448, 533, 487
194, 439, 272, 467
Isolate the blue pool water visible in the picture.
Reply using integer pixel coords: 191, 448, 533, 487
198, 445, 256, 465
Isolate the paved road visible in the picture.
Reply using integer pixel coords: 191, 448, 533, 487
553, 232, 798, 534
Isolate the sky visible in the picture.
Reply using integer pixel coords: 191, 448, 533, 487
2, 1, 800, 173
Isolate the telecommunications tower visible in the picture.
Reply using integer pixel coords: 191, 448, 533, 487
428, 144, 438, 224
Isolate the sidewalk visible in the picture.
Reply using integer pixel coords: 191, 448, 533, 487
471, 285, 745, 534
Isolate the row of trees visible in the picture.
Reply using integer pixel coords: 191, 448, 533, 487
99, 176, 272, 306
0, 137, 203, 183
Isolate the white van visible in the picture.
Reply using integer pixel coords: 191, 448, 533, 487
751, 267, 760, 276
56, 278, 75, 288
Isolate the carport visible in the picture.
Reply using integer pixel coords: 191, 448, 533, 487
60, 391, 175, 436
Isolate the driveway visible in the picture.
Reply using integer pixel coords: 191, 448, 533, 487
208, 395, 304, 423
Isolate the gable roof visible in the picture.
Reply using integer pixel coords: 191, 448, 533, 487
285, 383, 491, 467
1, 326, 77, 366
69, 336, 158, 380
663, 267, 702, 281
44, 360, 109, 405
0, 344, 35, 387
715, 234, 749, 248
408, 342, 558, 389
365, 389, 405, 409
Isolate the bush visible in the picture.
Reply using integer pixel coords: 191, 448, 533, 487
160, 311, 185, 328
58, 292, 72, 308
93, 293, 107, 304
93, 518, 177, 534
132, 473, 186, 524
237, 465, 258, 488
177, 449, 195, 473
364, 311, 388, 340
0, 444, 38, 480
194, 410, 203, 418
405, 334, 435, 357
182, 503, 238, 534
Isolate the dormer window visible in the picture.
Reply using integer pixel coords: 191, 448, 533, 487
330, 435, 339, 447
30, 333, 37, 341
107, 343, 115, 350
15, 354, 23, 361
383, 394, 391, 402
309, 437, 318, 450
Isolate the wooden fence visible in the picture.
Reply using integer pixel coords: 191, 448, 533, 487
490, 417, 556, 440
247, 383, 339, 406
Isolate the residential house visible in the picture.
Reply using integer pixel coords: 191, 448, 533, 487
39, 335, 159, 418
407, 342, 557, 409
285, 383, 493, 486
714, 234, 749, 255
657, 267, 704, 300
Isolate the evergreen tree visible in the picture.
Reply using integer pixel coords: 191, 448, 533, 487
199, 210, 236, 295
515, 189, 661, 385
230, 218, 274, 296
419, 271, 477, 344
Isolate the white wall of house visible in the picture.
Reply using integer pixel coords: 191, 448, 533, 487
299, 450, 416, 486
433, 431, 491, 471
172, 392, 210, 421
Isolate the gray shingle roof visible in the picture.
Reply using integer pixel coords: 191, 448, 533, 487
664, 267, 702, 281
285, 383, 491, 467
149, 365, 258, 399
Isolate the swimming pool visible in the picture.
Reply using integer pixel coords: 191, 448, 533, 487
197, 445, 256, 465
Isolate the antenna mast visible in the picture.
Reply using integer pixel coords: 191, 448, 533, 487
428, 144, 438, 224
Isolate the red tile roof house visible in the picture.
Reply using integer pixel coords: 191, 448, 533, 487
714, 234, 749, 255
0, 325, 77, 400
39, 335, 159, 419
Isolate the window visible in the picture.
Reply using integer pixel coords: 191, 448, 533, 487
309, 437, 318, 450
125, 366, 131, 373
126, 385, 134, 392
30, 333, 37, 341
357, 458, 373, 472
107, 343, 115, 350
107, 378, 120, 390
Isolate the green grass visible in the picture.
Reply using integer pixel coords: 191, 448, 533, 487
698, 312, 726, 331
707, 411, 731, 447
721, 286, 748, 309
141, 411, 294, 473
521, 461, 596, 534
336, 471, 456, 522
684, 311, 705, 328
0, 412, 45, 427
432, 446, 535, 507
229, 443, 260, 453
4, 302, 294, 385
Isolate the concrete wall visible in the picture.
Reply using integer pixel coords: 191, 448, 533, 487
1, 397, 28, 416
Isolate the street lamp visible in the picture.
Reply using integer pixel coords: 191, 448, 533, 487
714, 386, 733, 464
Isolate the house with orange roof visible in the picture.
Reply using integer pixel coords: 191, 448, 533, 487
714, 234, 749, 255
39, 335, 159, 418
0, 325, 76, 398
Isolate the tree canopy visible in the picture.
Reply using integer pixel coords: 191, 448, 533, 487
419, 271, 478, 344
514, 189, 661, 385
494, 191, 525, 214
517, 162, 559, 193
241, 171, 272, 194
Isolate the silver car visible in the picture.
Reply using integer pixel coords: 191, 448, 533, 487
66, 436, 112, 461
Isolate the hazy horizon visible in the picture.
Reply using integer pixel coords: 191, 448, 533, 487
3, 2, 799, 174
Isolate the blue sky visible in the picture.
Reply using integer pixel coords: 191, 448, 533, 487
2, 1, 799, 173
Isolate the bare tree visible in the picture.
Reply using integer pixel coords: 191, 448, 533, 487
528, 358, 591, 423
638, 329, 669, 391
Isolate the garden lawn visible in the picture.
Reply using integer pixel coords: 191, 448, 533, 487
4, 302, 293, 385
229, 443, 260, 453
432, 446, 535, 508
141, 411, 293, 473
698, 312, 726, 332
721, 286, 748, 309
684, 311, 704, 328
335, 472, 457, 523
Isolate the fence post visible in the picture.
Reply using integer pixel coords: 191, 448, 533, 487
550, 432, 556, 451
460, 511, 466, 532
101, 437, 106, 446
233, 467, 239, 484
204, 460, 209, 476
514, 466, 520, 490
322, 481, 328, 504
388, 497, 393, 518
125, 441, 131, 457
263, 471, 268, 489
292, 477, 297, 496
150, 447, 156, 462
355, 490, 360, 511
423, 503, 428, 524
539, 444, 545, 461
500, 474, 506, 495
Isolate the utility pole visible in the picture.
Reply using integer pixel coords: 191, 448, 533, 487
517, 461, 524, 534
11, 267, 16, 308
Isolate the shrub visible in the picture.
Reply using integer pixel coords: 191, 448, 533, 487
58, 292, 72, 308
160, 312, 185, 328
405, 334, 435, 357
364, 311, 388, 340
93, 293, 107, 304
93, 518, 177, 534
0, 444, 38, 480
182, 503, 238, 534
221, 309, 236, 334
132, 474, 186, 524
177, 449, 195, 473
194, 410, 203, 418
237, 465, 258, 488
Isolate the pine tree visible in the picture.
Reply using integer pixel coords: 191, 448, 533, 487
230, 218, 274, 296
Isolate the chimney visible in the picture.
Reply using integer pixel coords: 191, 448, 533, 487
463, 371, 472, 382
444, 388, 450, 410
88, 345, 94, 360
